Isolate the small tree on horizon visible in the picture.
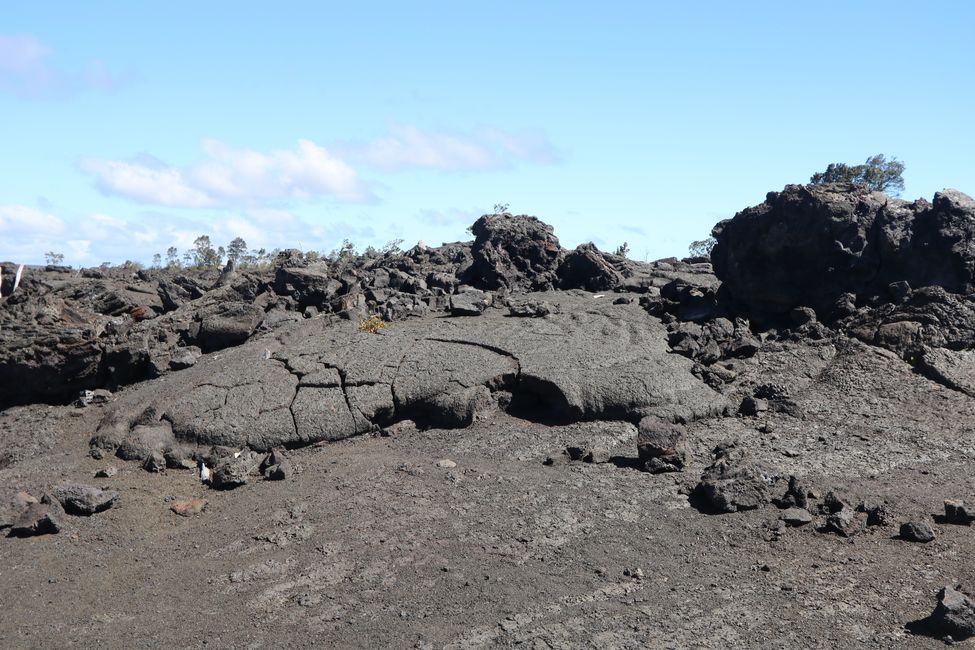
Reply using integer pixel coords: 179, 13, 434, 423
165, 246, 180, 269
809, 154, 905, 195
192, 235, 222, 269
226, 237, 247, 266
613, 242, 630, 258
688, 237, 716, 258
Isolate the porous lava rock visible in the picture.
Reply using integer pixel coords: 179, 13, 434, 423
557, 243, 624, 292
91, 292, 724, 454
711, 183, 975, 324
467, 214, 563, 290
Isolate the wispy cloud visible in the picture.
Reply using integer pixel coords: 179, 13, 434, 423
0, 204, 381, 266
341, 124, 561, 172
0, 204, 65, 241
0, 34, 124, 98
81, 139, 373, 208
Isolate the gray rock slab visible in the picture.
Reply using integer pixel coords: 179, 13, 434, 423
93, 291, 724, 453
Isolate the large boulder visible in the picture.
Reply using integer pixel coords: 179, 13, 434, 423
711, 183, 975, 323
196, 302, 265, 352
468, 214, 563, 290
557, 243, 624, 292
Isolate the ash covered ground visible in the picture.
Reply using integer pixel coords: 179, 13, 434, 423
3, 183, 975, 648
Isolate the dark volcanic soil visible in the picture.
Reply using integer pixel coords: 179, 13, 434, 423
4, 187, 975, 648
2, 305, 974, 649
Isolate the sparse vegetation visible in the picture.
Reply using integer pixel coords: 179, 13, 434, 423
44, 251, 64, 266
192, 236, 223, 269
493, 202, 510, 214
329, 239, 357, 263
613, 242, 630, 258
809, 154, 905, 195
358, 314, 387, 334
165, 246, 180, 269
226, 237, 248, 266
688, 237, 716, 258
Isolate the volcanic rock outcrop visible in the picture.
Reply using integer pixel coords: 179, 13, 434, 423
90, 292, 724, 458
711, 183, 975, 325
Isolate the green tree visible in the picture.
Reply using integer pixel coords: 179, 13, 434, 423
151, 253, 162, 268
613, 242, 630, 258
192, 235, 222, 268
226, 237, 247, 266
809, 154, 905, 195
688, 237, 716, 258
165, 246, 180, 269
329, 239, 356, 263
44, 251, 64, 265
381, 238, 404, 254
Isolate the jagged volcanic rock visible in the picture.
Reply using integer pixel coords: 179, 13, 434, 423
711, 183, 975, 324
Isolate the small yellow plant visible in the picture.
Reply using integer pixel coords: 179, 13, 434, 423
358, 314, 387, 334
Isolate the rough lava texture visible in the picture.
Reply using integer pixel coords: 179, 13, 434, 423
4, 197, 975, 647
711, 183, 975, 324
467, 213, 563, 290
90, 291, 724, 457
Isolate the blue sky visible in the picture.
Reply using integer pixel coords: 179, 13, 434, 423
2, 2, 973, 266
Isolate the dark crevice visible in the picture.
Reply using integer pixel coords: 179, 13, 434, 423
912, 359, 975, 398
287, 384, 300, 439
423, 337, 519, 361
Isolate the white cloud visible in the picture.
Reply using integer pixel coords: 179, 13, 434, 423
0, 204, 66, 262
341, 124, 561, 172
81, 139, 372, 208
81, 158, 215, 208
0, 204, 66, 237
351, 125, 496, 171
0, 33, 123, 98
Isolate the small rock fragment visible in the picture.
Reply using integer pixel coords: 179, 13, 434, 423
1, 491, 39, 529
945, 500, 975, 526
261, 449, 292, 481
695, 442, 777, 513
449, 290, 491, 316
169, 345, 202, 370
773, 475, 810, 509
900, 521, 935, 543
863, 503, 895, 527
821, 490, 850, 514
436, 459, 457, 469
780, 508, 813, 527
170, 498, 208, 517
928, 586, 975, 641
508, 300, 554, 317
75, 388, 113, 407
637, 416, 690, 473
823, 507, 863, 537
8, 495, 64, 537
739, 396, 768, 416
94, 467, 117, 479
52, 484, 119, 516
211, 452, 262, 490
